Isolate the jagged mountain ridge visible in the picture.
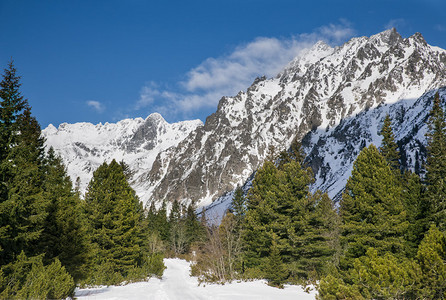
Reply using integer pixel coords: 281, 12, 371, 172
42, 113, 202, 203
43, 28, 446, 211
144, 28, 446, 208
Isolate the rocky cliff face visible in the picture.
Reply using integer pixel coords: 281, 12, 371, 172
42, 113, 202, 203
44, 28, 446, 211
143, 28, 446, 208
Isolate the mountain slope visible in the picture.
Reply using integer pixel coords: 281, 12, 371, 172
42, 113, 202, 203
43, 29, 446, 211
144, 28, 446, 208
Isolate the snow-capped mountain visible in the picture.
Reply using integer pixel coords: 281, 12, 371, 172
144, 28, 446, 208
44, 28, 446, 213
42, 113, 202, 203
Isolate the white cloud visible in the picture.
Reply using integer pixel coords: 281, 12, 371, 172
384, 19, 406, 30
87, 100, 105, 113
435, 24, 446, 32
135, 21, 355, 119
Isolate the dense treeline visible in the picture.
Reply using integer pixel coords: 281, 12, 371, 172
0, 62, 165, 298
192, 92, 446, 299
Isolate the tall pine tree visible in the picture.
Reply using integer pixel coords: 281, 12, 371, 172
379, 114, 400, 170
39, 148, 91, 281
340, 144, 408, 268
244, 145, 338, 282
424, 92, 446, 230
0, 62, 48, 266
84, 160, 149, 284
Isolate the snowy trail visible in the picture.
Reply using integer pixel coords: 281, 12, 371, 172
75, 258, 317, 299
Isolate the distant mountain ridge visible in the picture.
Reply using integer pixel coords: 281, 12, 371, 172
43, 28, 446, 212
42, 113, 202, 204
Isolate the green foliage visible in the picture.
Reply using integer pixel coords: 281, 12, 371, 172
0, 60, 27, 162
349, 248, 420, 299
0, 252, 74, 299
231, 186, 246, 225
317, 275, 363, 300
146, 253, 166, 278
84, 160, 161, 285
39, 147, 91, 281
340, 144, 408, 267
379, 114, 400, 170
0, 62, 49, 266
184, 203, 206, 247
416, 224, 446, 299
243, 144, 338, 284
425, 92, 446, 230
265, 234, 288, 288
288, 191, 340, 281
319, 248, 420, 299
154, 202, 170, 241
169, 200, 187, 255
401, 170, 427, 257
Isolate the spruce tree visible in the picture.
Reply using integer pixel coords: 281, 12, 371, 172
244, 150, 337, 282
84, 160, 149, 284
184, 203, 205, 248
0, 63, 48, 266
154, 202, 170, 241
379, 114, 400, 170
424, 92, 446, 230
289, 191, 339, 279
169, 199, 186, 254
243, 160, 283, 270
39, 148, 91, 281
231, 186, 246, 226
401, 170, 426, 257
0, 61, 27, 162
340, 144, 408, 268
265, 234, 288, 287
146, 202, 157, 230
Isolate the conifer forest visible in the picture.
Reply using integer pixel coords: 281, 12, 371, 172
1, 60, 446, 299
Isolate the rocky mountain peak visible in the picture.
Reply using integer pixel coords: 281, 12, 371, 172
44, 29, 446, 214
369, 27, 402, 47
43, 116, 201, 199
142, 28, 446, 209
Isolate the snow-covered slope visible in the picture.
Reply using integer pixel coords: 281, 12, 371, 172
145, 28, 446, 209
42, 113, 202, 204
75, 258, 317, 299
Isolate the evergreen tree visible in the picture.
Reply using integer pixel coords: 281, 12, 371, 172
231, 186, 246, 226
84, 160, 150, 284
146, 201, 157, 231
154, 202, 170, 242
339, 144, 408, 268
289, 191, 339, 280
416, 224, 446, 299
0, 61, 27, 162
243, 160, 284, 270
0, 251, 75, 299
244, 151, 337, 282
39, 148, 91, 281
0, 63, 48, 266
184, 203, 205, 248
401, 170, 426, 257
169, 199, 187, 254
379, 114, 400, 170
264, 234, 288, 288
277, 139, 306, 168
425, 92, 446, 230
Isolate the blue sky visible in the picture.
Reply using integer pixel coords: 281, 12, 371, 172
1, 0, 445, 128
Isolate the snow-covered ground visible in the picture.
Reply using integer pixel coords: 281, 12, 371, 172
75, 258, 317, 300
